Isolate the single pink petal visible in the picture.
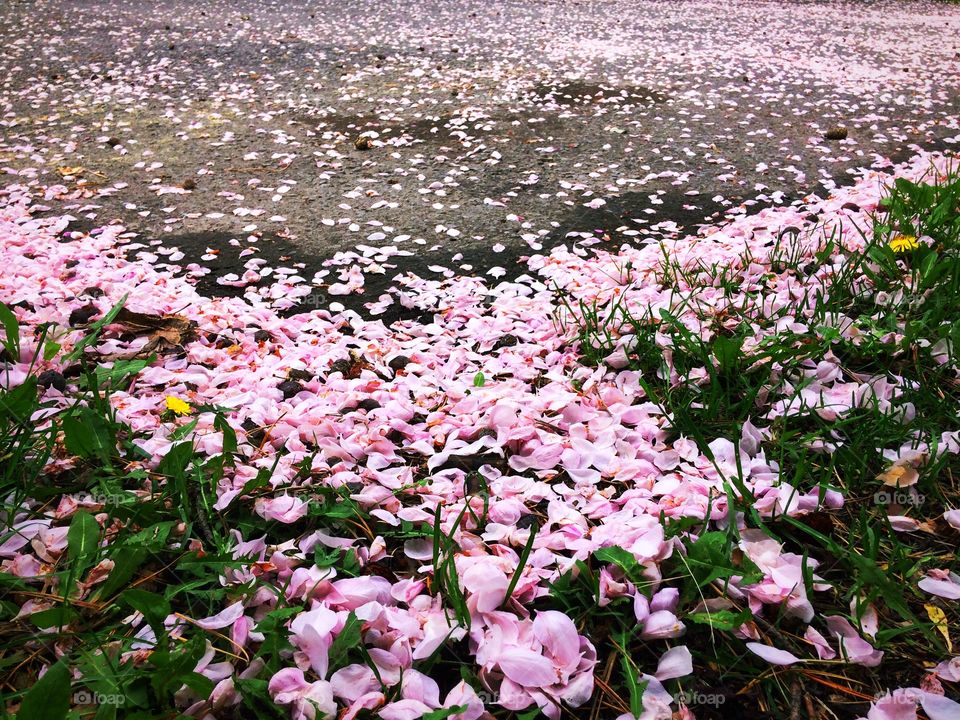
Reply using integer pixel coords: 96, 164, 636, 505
379, 699, 434, 720
650, 587, 680, 613
803, 626, 837, 660
557, 670, 595, 706
655, 645, 693, 680
532, 610, 580, 670
934, 657, 960, 682
401, 670, 440, 707
866, 690, 919, 720
443, 681, 485, 720
826, 616, 884, 667
919, 577, 960, 600
497, 647, 558, 687
943, 510, 960, 530
746, 642, 801, 666
330, 664, 378, 702
195, 601, 245, 630
255, 494, 308, 523
920, 692, 960, 720
641, 610, 685, 639
634, 592, 650, 623
462, 562, 509, 613
268, 667, 309, 702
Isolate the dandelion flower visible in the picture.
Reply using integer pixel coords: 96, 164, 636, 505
165, 396, 192, 415
888, 234, 919, 253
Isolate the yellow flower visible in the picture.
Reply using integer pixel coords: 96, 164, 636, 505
165, 396, 192, 415
888, 234, 919, 253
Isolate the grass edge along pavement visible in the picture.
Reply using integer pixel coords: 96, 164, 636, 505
1, 150, 960, 719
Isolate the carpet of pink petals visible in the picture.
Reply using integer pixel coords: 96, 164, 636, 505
2, 151, 960, 719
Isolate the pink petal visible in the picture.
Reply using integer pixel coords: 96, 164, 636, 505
532, 610, 581, 670
379, 699, 434, 720
641, 610, 685, 639
943, 510, 960, 530
268, 668, 309, 703
497, 647, 558, 687
866, 690, 919, 720
919, 577, 960, 600
746, 642, 801, 666
934, 657, 960, 682
195, 601, 245, 630
655, 645, 693, 680
920, 692, 960, 720
803, 626, 837, 660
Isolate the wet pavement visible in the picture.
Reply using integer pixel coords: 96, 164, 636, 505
2, 0, 959, 315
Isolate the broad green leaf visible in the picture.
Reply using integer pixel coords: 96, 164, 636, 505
0, 302, 21, 359
63, 410, 114, 461
67, 511, 101, 566
328, 611, 362, 670
17, 659, 71, 720
687, 608, 753, 630
29, 606, 79, 629
594, 546, 641, 579
0, 378, 39, 422
121, 589, 171, 637
93, 359, 148, 388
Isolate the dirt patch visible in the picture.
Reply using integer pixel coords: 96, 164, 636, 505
533, 81, 668, 106
120, 231, 323, 300
541, 188, 784, 251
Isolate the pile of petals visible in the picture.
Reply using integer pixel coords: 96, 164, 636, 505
2, 150, 959, 720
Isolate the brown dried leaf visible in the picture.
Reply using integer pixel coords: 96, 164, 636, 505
112, 308, 197, 355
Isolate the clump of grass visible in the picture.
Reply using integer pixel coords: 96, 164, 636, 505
558, 164, 960, 718
0, 301, 382, 717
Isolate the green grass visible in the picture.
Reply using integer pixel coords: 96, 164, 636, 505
555, 164, 960, 717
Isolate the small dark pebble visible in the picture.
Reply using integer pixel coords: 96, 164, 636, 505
182, 178, 196, 190
278, 380, 305, 399
37, 370, 67, 392
388, 355, 411, 372
464, 474, 484, 495
81, 286, 104, 298
106, 137, 121, 147
241, 418, 265, 444
492, 334, 519, 350
438, 452, 503, 472
253, 329, 272, 343
841, 202, 861, 212
64, 259, 79, 268
516, 514, 540, 530
329, 358, 353, 376
354, 136, 372, 151
69, 304, 100, 326
287, 368, 313, 382
61, 363, 84, 378
355, 398, 381, 412
824, 126, 848, 140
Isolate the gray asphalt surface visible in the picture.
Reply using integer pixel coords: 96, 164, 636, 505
2, 0, 959, 316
